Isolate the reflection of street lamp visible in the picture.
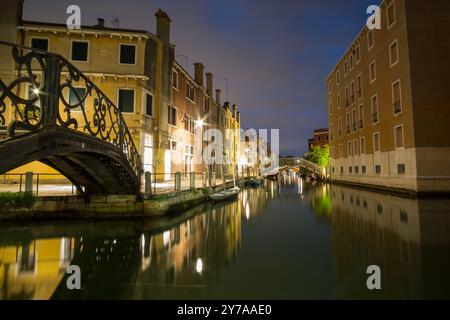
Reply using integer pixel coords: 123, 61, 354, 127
196, 258, 203, 274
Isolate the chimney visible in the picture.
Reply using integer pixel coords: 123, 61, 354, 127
194, 63, 204, 87
95, 18, 105, 28
237, 111, 241, 123
155, 9, 171, 43
216, 89, 222, 105
206, 72, 213, 96
232, 104, 237, 117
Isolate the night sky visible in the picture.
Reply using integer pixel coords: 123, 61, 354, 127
23, 0, 378, 156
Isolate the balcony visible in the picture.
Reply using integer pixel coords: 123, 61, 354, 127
394, 101, 402, 114
372, 112, 379, 123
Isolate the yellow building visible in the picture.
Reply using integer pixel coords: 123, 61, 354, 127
1, 2, 242, 188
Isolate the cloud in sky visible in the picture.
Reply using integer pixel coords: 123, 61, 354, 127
23, 0, 377, 155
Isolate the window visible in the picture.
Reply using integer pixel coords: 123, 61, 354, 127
145, 93, 153, 117
350, 81, 356, 104
369, 61, 376, 83
347, 141, 352, 157
330, 123, 334, 141
356, 74, 363, 100
186, 82, 195, 101
328, 81, 332, 94
330, 147, 335, 158
167, 139, 177, 151
349, 54, 354, 70
349, 166, 353, 174
362, 166, 367, 174
360, 137, 366, 154
120, 44, 136, 64
394, 125, 404, 149
355, 166, 359, 174
340, 166, 344, 174
337, 94, 342, 109
184, 115, 195, 134
398, 164, 406, 175
354, 139, 359, 156
71, 41, 89, 62
371, 95, 379, 123
338, 118, 342, 137
346, 113, 351, 134
204, 98, 210, 113
392, 80, 402, 114
168, 105, 177, 126
336, 70, 341, 85
339, 144, 343, 158
373, 132, 380, 152
352, 109, 357, 132
389, 40, 399, 66
344, 60, 349, 76
355, 45, 361, 63
68, 87, 87, 111
31, 38, 48, 51
375, 165, 381, 175
172, 70, 179, 89
118, 89, 134, 113
367, 29, 374, 50
329, 102, 333, 115
387, 0, 396, 28
358, 104, 364, 129
345, 87, 350, 107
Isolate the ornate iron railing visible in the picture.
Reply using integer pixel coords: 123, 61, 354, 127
0, 41, 141, 178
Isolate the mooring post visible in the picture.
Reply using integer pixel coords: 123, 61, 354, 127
190, 172, 195, 189
175, 172, 181, 191
145, 171, 152, 194
25, 172, 33, 193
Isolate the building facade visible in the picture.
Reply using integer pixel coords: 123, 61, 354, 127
327, 0, 450, 193
0, 1, 241, 184
308, 128, 329, 151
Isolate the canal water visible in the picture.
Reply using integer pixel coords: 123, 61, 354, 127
1, 174, 450, 300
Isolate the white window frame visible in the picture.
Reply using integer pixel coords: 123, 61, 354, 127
356, 73, 363, 100
373, 132, 381, 153
119, 43, 137, 66
371, 94, 379, 124
394, 124, 405, 150
168, 105, 178, 128
360, 137, 366, 154
347, 141, 353, 157
355, 45, 361, 64
117, 88, 136, 114
367, 29, 375, 51
369, 60, 376, 83
142, 90, 153, 118
172, 69, 179, 90
70, 39, 90, 63
391, 79, 403, 115
389, 39, 399, 67
386, 0, 397, 30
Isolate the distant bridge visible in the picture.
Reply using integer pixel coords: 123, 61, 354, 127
0, 41, 142, 196
278, 157, 324, 176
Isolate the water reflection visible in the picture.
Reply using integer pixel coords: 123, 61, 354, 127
0, 179, 449, 299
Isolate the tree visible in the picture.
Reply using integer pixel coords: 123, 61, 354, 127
305, 145, 330, 168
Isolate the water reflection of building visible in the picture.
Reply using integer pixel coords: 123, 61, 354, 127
133, 200, 242, 299
0, 238, 75, 300
331, 184, 450, 299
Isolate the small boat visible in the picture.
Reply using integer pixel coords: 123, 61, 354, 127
248, 178, 264, 187
210, 186, 240, 201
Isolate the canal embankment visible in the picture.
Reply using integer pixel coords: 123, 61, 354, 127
0, 178, 257, 221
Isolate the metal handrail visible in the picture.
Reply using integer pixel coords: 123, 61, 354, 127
0, 40, 142, 181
